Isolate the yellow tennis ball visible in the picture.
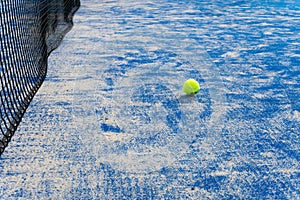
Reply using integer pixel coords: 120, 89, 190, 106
183, 79, 200, 95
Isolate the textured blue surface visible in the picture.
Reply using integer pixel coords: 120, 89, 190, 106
1, 0, 300, 199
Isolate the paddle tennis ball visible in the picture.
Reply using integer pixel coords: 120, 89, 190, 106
183, 79, 200, 95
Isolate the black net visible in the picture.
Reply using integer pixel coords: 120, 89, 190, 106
0, 0, 80, 156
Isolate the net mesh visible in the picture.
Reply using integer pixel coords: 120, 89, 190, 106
0, 0, 80, 156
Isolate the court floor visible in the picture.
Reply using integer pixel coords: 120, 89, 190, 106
0, 0, 299, 199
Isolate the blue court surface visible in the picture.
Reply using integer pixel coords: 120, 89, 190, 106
1, 0, 299, 199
